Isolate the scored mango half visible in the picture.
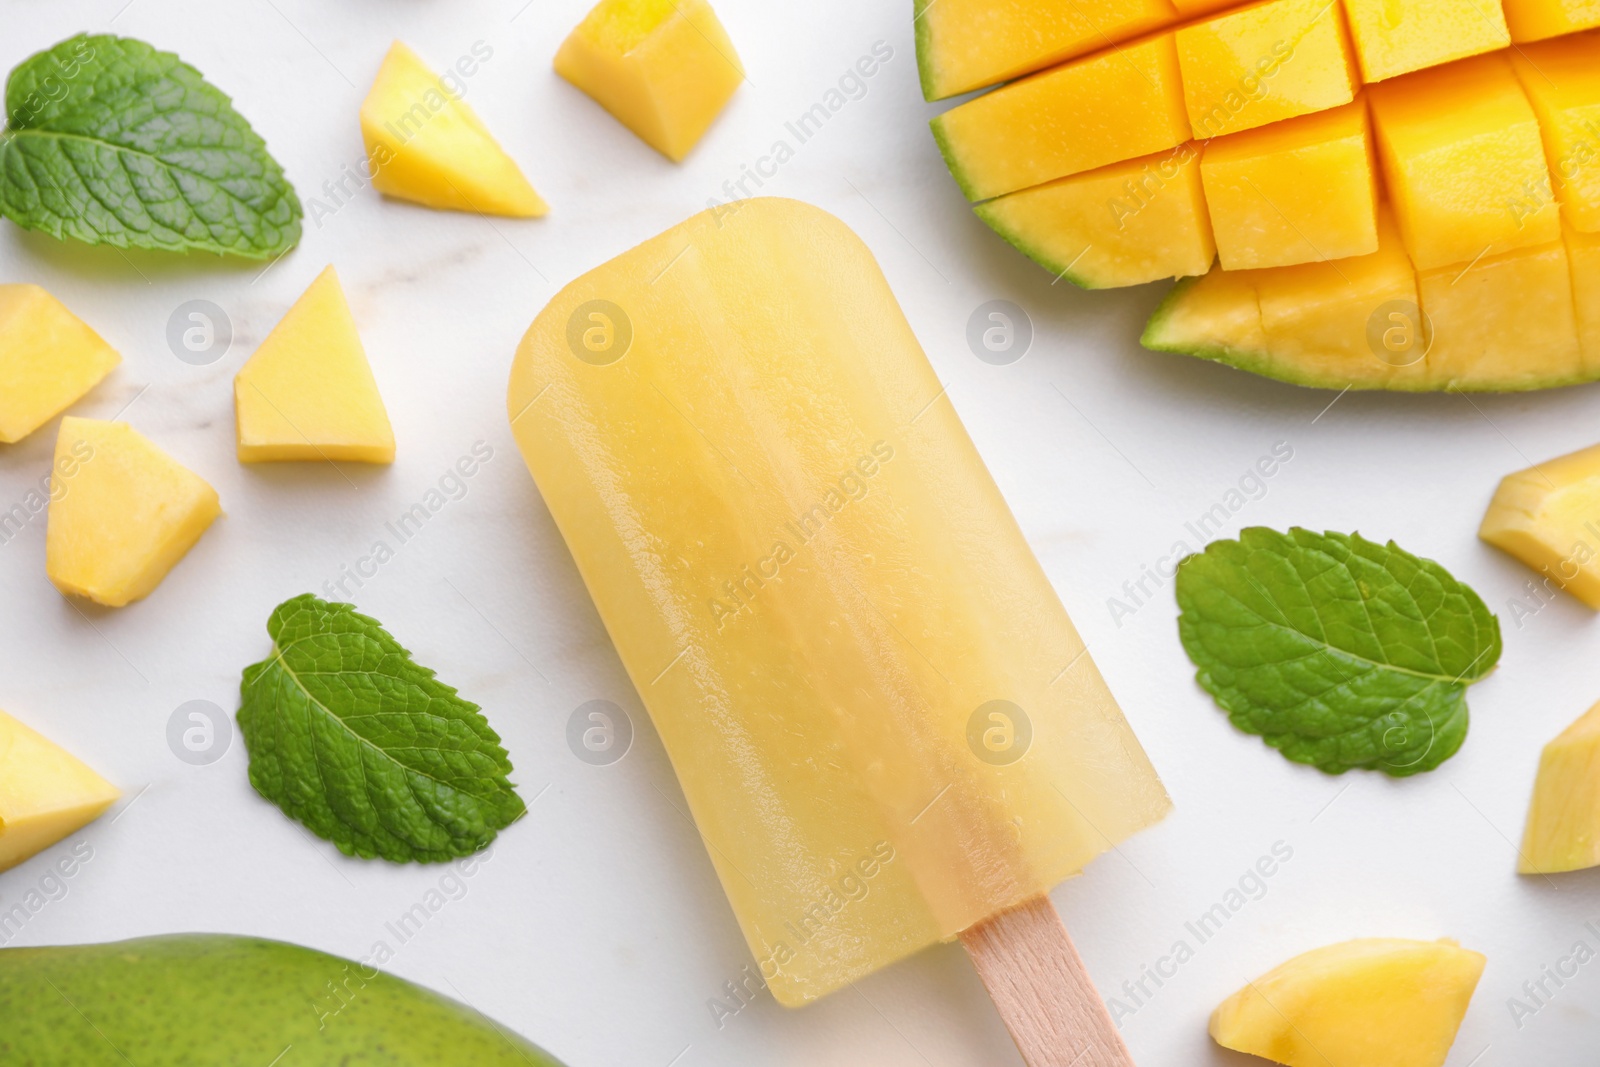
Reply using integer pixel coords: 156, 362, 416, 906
920, 2, 1600, 391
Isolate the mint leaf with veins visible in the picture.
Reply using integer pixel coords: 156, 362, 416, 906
0, 34, 301, 257
1176, 528, 1501, 777
238, 595, 525, 863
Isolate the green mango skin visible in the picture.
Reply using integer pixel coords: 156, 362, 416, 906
0, 934, 566, 1066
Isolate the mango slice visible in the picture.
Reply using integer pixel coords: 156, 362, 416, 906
973, 145, 1215, 288
234, 267, 395, 464
1505, 0, 1600, 40
1176, 0, 1358, 139
46, 418, 221, 608
914, 0, 1179, 100
555, 0, 743, 162
1520, 700, 1600, 872
1480, 441, 1600, 607
1342, 0, 1509, 81
0, 285, 119, 445
1211, 939, 1486, 1067
1370, 53, 1558, 270
932, 34, 1190, 201
1511, 33, 1600, 231
361, 41, 547, 217
1201, 99, 1378, 270
0, 709, 118, 873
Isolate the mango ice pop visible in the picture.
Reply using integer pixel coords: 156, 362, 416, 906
508, 197, 1169, 1007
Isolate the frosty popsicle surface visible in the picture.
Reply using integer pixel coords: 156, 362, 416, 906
508, 197, 1169, 1006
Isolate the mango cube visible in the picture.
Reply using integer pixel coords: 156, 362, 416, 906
1418, 238, 1582, 387
1370, 53, 1560, 269
235, 267, 395, 464
46, 418, 221, 608
1480, 440, 1600, 607
1176, 0, 1358, 139
0, 709, 118, 873
1343, 0, 1509, 81
1520, 700, 1600, 872
915, 0, 1180, 100
361, 41, 547, 218
1504, 0, 1600, 40
1201, 99, 1378, 270
1565, 226, 1600, 372
1511, 34, 1600, 231
0, 285, 119, 445
932, 34, 1190, 201
555, 0, 743, 162
973, 144, 1215, 288
1211, 939, 1486, 1067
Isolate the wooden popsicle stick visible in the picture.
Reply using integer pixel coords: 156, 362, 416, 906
959, 895, 1136, 1067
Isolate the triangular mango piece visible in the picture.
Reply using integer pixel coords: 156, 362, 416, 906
361, 41, 547, 217
0, 285, 120, 444
234, 267, 396, 464
1211, 938, 1486, 1067
47, 418, 221, 608
0, 708, 119, 873
1520, 700, 1600, 873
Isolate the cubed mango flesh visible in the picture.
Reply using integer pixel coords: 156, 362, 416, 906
1504, 0, 1600, 40
974, 144, 1216, 288
932, 34, 1190, 201
0, 286, 119, 445
361, 41, 547, 218
1201, 98, 1378, 269
1342, 0, 1509, 81
1211, 938, 1486, 1067
1176, 0, 1359, 139
1480, 440, 1600, 608
1370, 53, 1560, 269
914, 0, 1180, 100
46, 418, 221, 608
1511, 33, 1600, 231
555, 0, 743, 162
1418, 237, 1582, 387
234, 267, 395, 465
1520, 699, 1600, 872
0, 709, 119, 873
1565, 225, 1600, 371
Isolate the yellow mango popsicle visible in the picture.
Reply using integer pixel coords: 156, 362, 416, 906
508, 197, 1169, 1007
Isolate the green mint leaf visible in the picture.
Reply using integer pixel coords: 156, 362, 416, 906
0, 34, 302, 258
238, 595, 525, 863
1175, 528, 1501, 777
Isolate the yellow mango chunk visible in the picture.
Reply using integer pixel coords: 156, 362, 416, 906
1211, 939, 1486, 1067
973, 144, 1215, 288
361, 41, 547, 217
46, 418, 221, 608
1343, 0, 1509, 81
0, 285, 119, 445
1511, 34, 1600, 231
1370, 53, 1560, 269
235, 267, 395, 464
1480, 441, 1600, 608
1419, 238, 1582, 387
1565, 226, 1600, 371
1504, 0, 1600, 39
914, 0, 1180, 100
555, 0, 743, 162
1520, 700, 1600, 871
932, 34, 1190, 201
0, 709, 118, 873
1176, 0, 1359, 139
1201, 99, 1378, 269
